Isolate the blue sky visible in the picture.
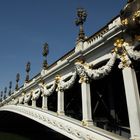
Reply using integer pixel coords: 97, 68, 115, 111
0, 0, 127, 94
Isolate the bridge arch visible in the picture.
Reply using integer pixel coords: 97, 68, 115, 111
0, 110, 70, 140
0, 105, 128, 140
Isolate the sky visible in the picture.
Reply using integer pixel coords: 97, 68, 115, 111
0, 0, 127, 95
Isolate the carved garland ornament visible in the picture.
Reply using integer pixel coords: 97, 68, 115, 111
123, 42, 140, 60
75, 61, 89, 83
75, 53, 116, 80
56, 71, 77, 92
39, 81, 56, 97
24, 92, 32, 104
12, 98, 19, 105
31, 89, 41, 101
18, 93, 24, 104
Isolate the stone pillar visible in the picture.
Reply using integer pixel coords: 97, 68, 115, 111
80, 77, 93, 126
57, 90, 65, 115
122, 67, 140, 140
32, 99, 36, 107
42, 95, 48, 110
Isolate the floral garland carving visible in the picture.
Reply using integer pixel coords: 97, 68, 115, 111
75, 61, 89, 83
39, 82, 56, 97
75, 53, 116, 80
18, 95, 24, 104
32, 89, 41, 101
24, 92, 32, 104
13, 98, 19, 105
56, 71, 77, 92
124, 42, 140, 60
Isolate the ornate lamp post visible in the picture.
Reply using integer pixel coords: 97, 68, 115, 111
15, 73, 20, 91
8, 81, 12, 96
75, 8, 87, 41
42, 42, 49, 70
4, 87, 7, 99
0, 91, 3, 101
25, 61, 31, 83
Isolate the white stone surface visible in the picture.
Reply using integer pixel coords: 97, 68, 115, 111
57, 90, 65, 115
122, 67, 140, 139
81, 81, 93, 126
